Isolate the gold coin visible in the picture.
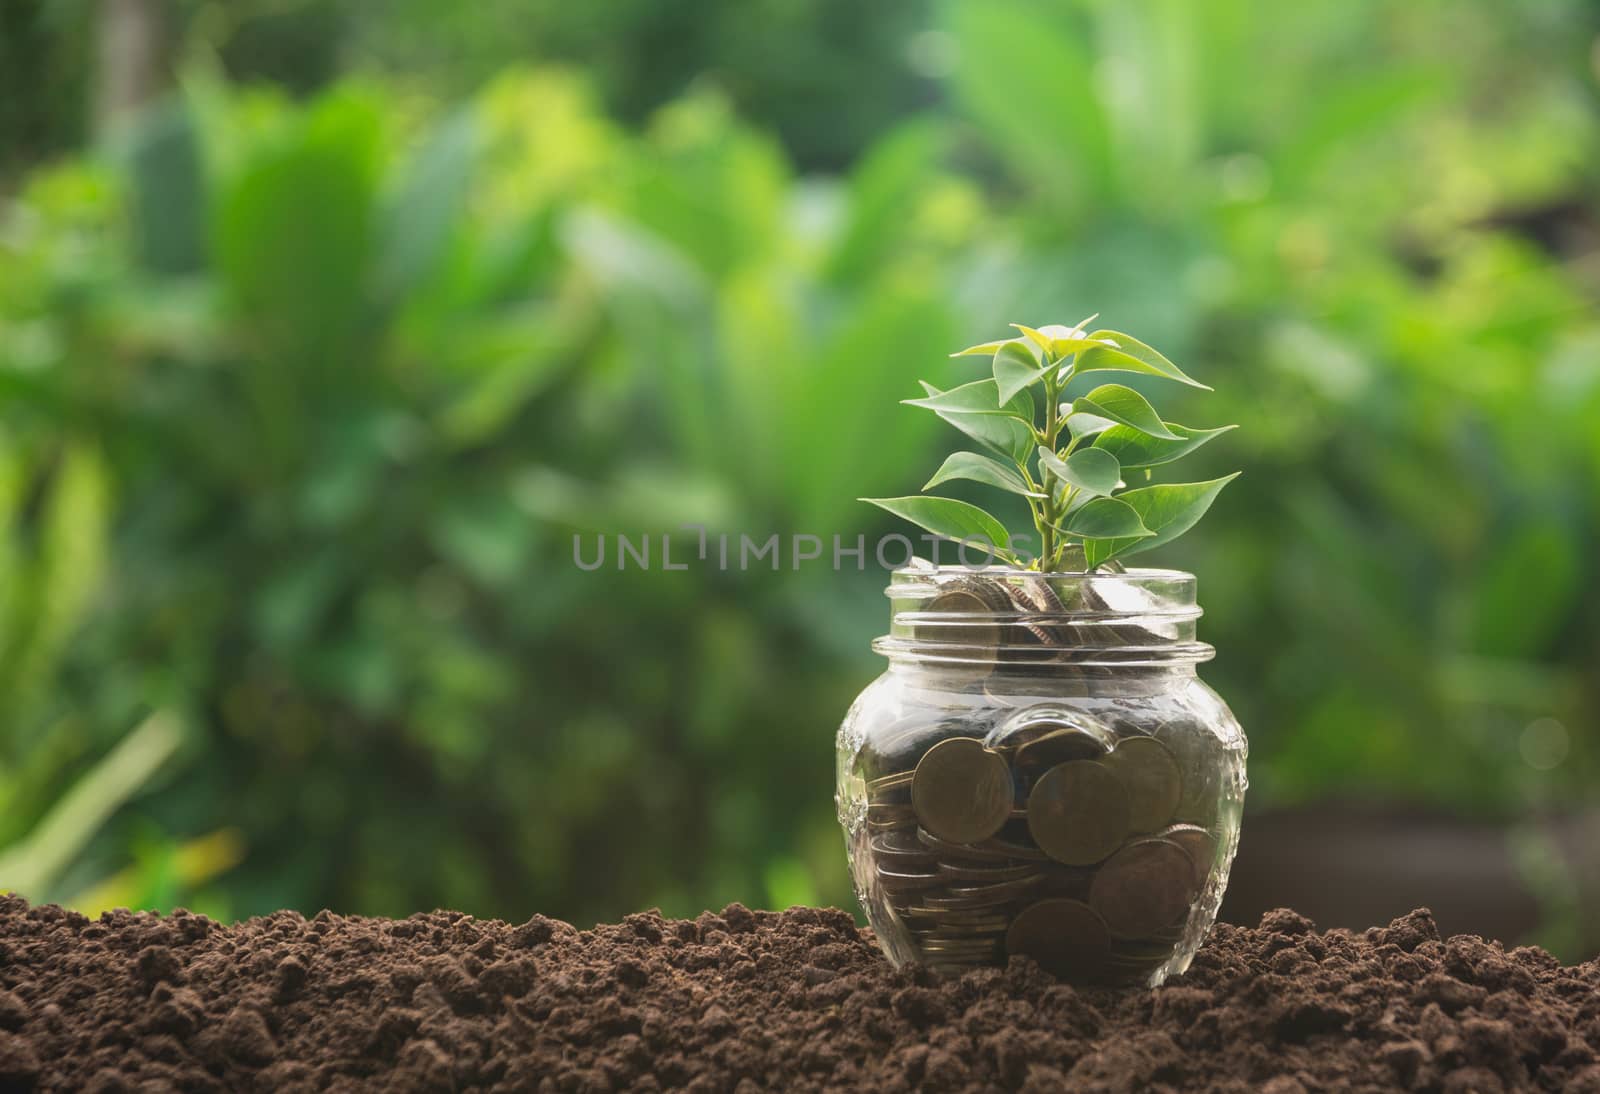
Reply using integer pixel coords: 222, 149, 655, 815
874, 865, 942, 893
1160, 823, 1216, 891
911, 738, 1015, 845
1026, 760, 1130, 866
945, 875, 1043, 902
1102, 736, 1182, 834
918, 888, 1019, 912
938, 861, 1040, 884
1003, 707, 1117, 773
914, 826, 1048, 863
915, 578, 1010, 649
898, 909, 1011, 929
1088, 837, 1197, 941
870, 830, 936, 868
867, 802, 915, 825
1155, 720, 1224, 825
1004, 898, 1111, 980
1005, 575, 1067, 648
866, 770, 915, 799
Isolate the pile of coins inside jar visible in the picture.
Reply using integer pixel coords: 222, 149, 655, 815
857, 575, 1223, 983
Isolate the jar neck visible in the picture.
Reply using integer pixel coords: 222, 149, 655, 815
884, 659, 1197, 697
873, 565, 1213, 675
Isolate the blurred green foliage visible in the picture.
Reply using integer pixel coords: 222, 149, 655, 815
1, 0, 1598, 927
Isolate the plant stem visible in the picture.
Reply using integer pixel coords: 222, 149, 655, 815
1036, 370, 1060, 569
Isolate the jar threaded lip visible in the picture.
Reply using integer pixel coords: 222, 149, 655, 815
877, 565, 1213, 668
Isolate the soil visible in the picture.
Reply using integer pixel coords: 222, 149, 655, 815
2, 894, 1598, 1093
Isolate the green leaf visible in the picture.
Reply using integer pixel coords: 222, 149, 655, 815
375, 110, 477, 305
925, 452, 1044, 498
1016, 319, 1112, 362
1075, 331, 1210, 389
1072, 384, 1180, 440
1041, 314, 1098, 336
1082, 474, 1240, 567
905, 378, 1034, 423
1066, 411, 1118, 441
1010, 324, 1056, 355
951, 335, 1031, 358
1037, 447, 1121, 499
993, 341, 1054, 404
860, 496, 1012, 552
1092, 423, 1236, 469
1057, 496, 1154, 539
214, 90, 382, 366
917, 383, 1035, 463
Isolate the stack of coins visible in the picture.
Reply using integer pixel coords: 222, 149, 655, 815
860, 706, 1220, 984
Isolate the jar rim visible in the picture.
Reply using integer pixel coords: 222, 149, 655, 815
877, 564, 1212, 668
891, 564, 1195, 581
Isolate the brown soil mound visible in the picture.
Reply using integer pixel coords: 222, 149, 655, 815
1, 894, 1597, 1092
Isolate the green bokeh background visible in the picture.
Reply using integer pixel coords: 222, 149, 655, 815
2, 0, 1598, 947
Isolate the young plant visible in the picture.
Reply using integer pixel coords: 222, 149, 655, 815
864, 316, 1238, 572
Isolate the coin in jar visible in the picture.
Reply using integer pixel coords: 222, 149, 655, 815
1026, 760, 1130, 865
1102, 735, 1182, 834
1004, 898, 1112, 980
1088, 836, 1197, 941
911, 737, 1015, 845
1155, 719, 1225, 826
1159, 823, 1216, 890
915, 577, 1011, 650
1001, 706, 1117, 771
1005, 575, 1068, 648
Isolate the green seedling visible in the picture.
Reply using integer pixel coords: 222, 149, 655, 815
865, 316, 1238, 571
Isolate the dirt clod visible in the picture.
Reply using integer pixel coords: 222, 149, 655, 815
1, 893, 1597, 1091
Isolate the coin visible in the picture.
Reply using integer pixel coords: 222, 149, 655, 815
899, 908, 1012, 928
998, 706, 1117, 773
915, 931, 1006, 945
867, 802, 915, 824
938, 861, 1040, 884
1026, 760, 1130, 866
915, 577, 1011, 650
942, 874, 1044, 904
911, 737, 1015, 845
919, 946, 1005, 960
1005, 575, 1067, 648
1102, 736, 1181, 834
1160, 823, 1216, 890
874, 866, 943, 893
913, 829, 1010, 863
866, 770, 915, 798
918, 882, 1030, 912
1026, 862, 1096, 900
981, 681, 1029, 709
1155, 719, 1224, 825
1088, 837, 1197, 941
1004, 898, 1112, 980
870, 829, 936, 868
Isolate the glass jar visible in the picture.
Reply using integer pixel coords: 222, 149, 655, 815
835, 565, 1246, 986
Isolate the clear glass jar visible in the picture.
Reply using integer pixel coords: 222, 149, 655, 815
836, 565, 1246, 986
